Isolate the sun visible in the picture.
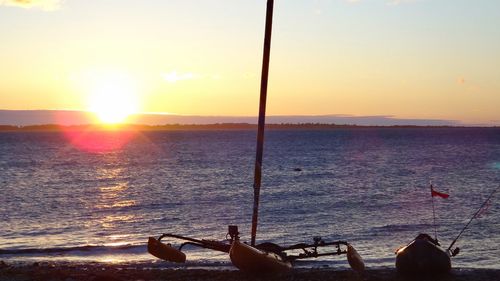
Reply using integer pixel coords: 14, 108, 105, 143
87, 71, 139, 124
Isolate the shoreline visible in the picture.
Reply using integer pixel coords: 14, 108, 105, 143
1, 262, 500, 281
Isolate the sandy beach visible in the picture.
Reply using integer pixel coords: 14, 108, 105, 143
1, 262, 500, 281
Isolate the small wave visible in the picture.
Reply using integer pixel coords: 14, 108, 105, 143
0, 244, 144, 255
370, 223, 433, 233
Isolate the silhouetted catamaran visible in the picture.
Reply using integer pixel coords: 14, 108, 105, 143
395, 183, 499, 275
148, 0, 364, 273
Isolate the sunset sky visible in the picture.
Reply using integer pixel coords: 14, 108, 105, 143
1, 0, 499, 125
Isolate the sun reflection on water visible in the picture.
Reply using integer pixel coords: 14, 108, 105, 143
94, 161, 137, 209
99, 214, 136, 228
105, 234, 132, 244
87, 152, 140, 249
99, 184, 127, 192
95, 200, 136, 210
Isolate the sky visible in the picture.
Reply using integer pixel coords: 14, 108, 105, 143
0, 0, 499, 125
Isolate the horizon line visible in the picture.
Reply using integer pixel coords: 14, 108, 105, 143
1, 109, 498, 127
1, 123, 498, 131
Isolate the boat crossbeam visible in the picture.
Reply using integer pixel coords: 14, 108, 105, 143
281, 239, 350, 261
156, 233, 231, 253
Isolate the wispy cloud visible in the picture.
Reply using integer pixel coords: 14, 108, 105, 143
387, 0, 418, 6
0, 0, 63, 10
161, 70, 222, 83
345, 0, 419, 5
162, 71, 196, 83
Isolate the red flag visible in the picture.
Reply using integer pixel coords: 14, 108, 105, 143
431, 186, 449, 199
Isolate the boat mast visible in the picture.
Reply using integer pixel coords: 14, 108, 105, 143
251, 0, 274, 247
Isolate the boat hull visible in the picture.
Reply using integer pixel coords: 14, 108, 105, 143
347, 244, 365, 272
229, 240, 292, 273
396, 236, 451, 275
147, 237, 186, 263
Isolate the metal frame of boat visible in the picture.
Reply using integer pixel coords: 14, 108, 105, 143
148, 225, 363, 272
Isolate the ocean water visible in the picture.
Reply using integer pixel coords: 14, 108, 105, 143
1, 127, 499, 269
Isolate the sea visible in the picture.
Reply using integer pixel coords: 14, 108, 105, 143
1, 127, 499, 270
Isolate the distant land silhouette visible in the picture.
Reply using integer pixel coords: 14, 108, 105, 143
0, 110, 466, 127
0, 123, 478, 132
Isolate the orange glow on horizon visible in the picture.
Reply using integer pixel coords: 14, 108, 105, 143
62, 126, 138, 153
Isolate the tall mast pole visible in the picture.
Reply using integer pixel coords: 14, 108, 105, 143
251, 0, 274, 247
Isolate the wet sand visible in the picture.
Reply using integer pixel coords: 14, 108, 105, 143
1, 262, 499, 281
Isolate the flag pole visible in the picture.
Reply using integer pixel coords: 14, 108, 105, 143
430, 183, 438, 241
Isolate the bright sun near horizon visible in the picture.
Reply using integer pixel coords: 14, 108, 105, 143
86, 71, 139, 124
